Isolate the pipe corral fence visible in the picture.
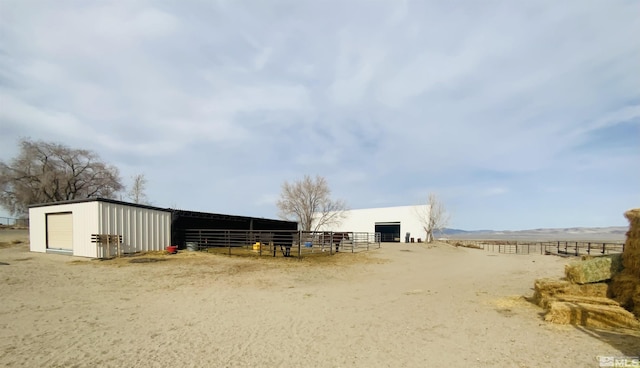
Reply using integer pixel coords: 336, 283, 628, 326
183, 229, 381, 258
0, 217, 29, 228
442, 239, 624, 256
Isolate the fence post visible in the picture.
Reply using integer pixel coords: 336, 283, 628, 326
330, 231, 333, 254
602, 243, 605, 254
300, 231, 304, 257
587, 243, 591, 255
351, 233, 354, 253
575, 242, 578, 256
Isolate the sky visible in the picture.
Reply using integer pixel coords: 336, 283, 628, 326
1, 0, 639, 230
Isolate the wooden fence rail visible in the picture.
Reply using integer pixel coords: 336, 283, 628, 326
442, 239, 624, 256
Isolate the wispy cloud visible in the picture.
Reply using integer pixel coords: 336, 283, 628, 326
0, 0, 638, 229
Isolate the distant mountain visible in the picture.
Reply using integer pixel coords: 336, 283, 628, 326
438, 228, 499, 235
438, 228, 472, 235
438, 226, 627, 241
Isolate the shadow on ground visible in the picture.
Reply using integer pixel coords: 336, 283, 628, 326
574, 326, 640, 357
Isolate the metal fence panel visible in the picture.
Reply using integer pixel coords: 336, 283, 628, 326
182, 229, 381, 258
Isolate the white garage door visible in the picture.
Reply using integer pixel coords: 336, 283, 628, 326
47, 213, 73, 250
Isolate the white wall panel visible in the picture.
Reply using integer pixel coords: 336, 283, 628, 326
28, 207, 47, 253
320, 205, 430, 242
29, 201, 100, 256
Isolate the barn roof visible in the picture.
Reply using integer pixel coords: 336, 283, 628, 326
28, 197, 172, 212
28, 197, 295, 226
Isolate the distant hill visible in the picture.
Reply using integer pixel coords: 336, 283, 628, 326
439, 228, 492, 235
438, 226, 627, 242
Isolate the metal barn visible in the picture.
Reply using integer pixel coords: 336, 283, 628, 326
323, 205, 429, 242
29, 198, 172, 258
28, 198, 298, 258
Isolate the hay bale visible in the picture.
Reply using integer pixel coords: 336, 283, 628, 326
533, 278, 571, 306
634, 284, 640, 317
545, 301, 640, 330
623, 209, 640, 274
610, 273, 639, 309
623, 238, 640, 273
544, 295, 619, 308
606, 209, 640, 319
533, 278, 608, 307
564, 253, 623, 284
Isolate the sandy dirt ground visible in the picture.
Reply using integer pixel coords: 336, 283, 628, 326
1, 229, 638, 367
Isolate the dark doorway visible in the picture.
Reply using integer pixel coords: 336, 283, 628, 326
375, 222, 401, 242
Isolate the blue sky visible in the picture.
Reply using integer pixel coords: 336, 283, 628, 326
1, 0, 638, 230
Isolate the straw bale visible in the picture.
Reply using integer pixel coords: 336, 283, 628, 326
533, 278, 570, 307
625, 208, 640, 223
533, 278, 607, 307
624, 209, 640, 273
634, 284, 640, 317
544, 295, 619, 309
564, 254, 623, 284
544, 301, 640, 330
610, 273, 640, 314
623, 239, 640, 273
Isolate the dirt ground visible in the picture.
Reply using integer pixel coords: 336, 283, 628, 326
0, 229, 638, 367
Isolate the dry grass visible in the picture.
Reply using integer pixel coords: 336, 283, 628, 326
0, 241, 27, 248
70, 248, 385, 276
492, 295, 529, 311
453, 241, 483, 249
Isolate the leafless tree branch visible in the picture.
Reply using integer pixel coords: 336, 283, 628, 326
128, 174, 148, 204
0, 139, 124, 216
276, 174, 348, 231
416, 193, 450, 243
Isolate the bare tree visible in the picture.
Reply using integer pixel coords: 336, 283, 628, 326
128, 174, 148, 204
276, 174, 348, 232
416, 193, 450, 243
0, 139, 123, 216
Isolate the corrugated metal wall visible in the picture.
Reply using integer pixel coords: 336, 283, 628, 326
98, 201, 171, 254
29, 200, 171, 258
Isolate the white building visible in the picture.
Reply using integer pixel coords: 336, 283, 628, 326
322, 205, 429, 243
29, 198, 172, 258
